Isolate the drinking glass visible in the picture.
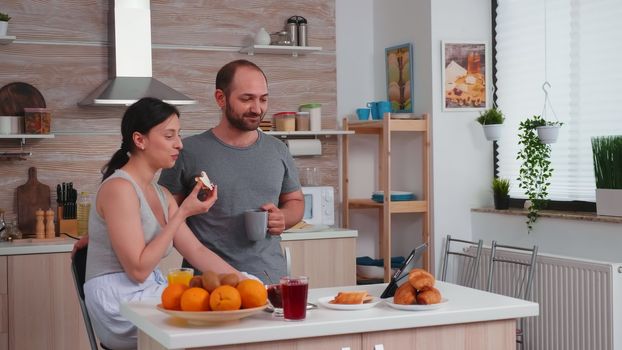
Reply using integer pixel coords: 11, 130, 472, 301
167, 268, 194, 286
280, 276, 309, 321
267, 283, 283, 317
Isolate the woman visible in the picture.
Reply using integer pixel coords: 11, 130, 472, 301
83, 97, 243, 349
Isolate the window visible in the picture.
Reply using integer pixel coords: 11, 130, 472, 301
494, 0, 622, 202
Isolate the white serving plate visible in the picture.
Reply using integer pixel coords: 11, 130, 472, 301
317, 296, 382, 310
385, 298, 449, 311
156, 304, 266, 325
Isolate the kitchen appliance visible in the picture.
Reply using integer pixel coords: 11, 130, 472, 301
301, 186, 334, 226
79, 0, 196, 106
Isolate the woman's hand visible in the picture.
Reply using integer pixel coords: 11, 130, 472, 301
178, 182, 218, 218
71, 235, 89, 257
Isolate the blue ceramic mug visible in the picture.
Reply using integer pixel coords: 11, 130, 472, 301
376, 101, 391, 119
356, 108, 371, 120
366, 102, 379, 119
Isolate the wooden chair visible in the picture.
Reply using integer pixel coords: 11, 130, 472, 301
486, 241, 538, 350
439, 235, 484, 288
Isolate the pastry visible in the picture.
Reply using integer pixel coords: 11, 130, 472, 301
408, 268, 435, 290
195, 171, 215, 190
330, 291, 369, 304
416, 286, 442, 305
393, 282, 416, 305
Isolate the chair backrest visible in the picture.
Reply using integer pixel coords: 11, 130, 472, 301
71, 247, 99, 350
486, 241, 538, 300
439, 235, 484, 288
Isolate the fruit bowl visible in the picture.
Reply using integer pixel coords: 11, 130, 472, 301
156, 304, 266, 325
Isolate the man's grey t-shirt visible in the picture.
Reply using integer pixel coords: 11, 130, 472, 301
158, 129, 300, 283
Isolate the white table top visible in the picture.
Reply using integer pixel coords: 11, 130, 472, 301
121, 282, 539, 349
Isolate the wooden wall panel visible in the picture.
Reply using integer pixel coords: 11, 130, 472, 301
1, 0, 108, 42
151, 0, 336, 50
0, 0, 338, 223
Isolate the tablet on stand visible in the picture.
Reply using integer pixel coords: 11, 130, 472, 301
380, 243, 428, 299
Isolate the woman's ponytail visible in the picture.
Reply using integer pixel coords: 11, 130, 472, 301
101, 148, 130, 181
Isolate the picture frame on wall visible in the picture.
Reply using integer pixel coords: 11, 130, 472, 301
385, 43, 413, 113
441, 41, 488, 111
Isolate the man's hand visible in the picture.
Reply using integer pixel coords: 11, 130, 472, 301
260, 203, 286, 235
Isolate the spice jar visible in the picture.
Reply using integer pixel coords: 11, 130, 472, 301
24, 108, 51, 134
295, 111, 310, 131
274, 112, 296, 131
299, 103, 322, 131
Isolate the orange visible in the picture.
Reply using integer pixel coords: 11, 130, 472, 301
236, 279, 267, 309
161, 283, 188, 310
180, 287, 210, 311
209, 285, 242, 311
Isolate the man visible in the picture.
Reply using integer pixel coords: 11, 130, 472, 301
158, 59, 304, 284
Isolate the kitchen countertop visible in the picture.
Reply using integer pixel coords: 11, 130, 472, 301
121, 282, 539, 349
0, 228, 357, 256
0, 237, 78, 256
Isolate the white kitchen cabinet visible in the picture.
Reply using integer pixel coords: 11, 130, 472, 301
7, 253, 90, 350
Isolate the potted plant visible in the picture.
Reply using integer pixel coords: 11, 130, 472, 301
591, 135, 622, 216
517, 115, 554, 231
529, 115, 563, 144
492, 178, 510, 210
476, 107, 504, 141
0, 12, 10, 37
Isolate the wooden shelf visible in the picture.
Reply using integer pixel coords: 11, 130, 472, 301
239, 44, 322, 57
0, 36, 16, 45
0, 134, 55, 139
347, 119, 427, 133
342, 113, 431, 282
348, 199, 428, 213
266, 130, 354, 137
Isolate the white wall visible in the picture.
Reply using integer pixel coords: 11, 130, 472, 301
472, 213, 622, 263
428, 0, 493, 272
337, 0, 493, 271
338, 0, 621, 278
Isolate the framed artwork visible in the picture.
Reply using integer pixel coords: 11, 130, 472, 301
385, 43, 413, 113
441, 41, 488, 111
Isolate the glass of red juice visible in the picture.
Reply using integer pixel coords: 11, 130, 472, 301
267, 284, 283, 317
280, 276, 309, 321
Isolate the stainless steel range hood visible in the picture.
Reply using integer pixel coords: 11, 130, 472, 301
79, 0, 196, 106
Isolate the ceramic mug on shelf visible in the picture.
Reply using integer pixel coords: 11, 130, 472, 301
356, 108, 370, 120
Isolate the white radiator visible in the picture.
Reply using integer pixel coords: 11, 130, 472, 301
472, 248, 622, 350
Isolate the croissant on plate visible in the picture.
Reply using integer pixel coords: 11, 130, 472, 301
330, 291, 371, 304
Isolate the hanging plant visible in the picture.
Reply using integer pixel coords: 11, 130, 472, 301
475, 107, 505, 141
517, 115, 554, 231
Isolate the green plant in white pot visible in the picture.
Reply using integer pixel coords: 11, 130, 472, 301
0, 12, 10, 37
592, 135, 622, 216
517, 115, 554, 231
528, 114, 563, 144
492, 178, 510, 210
476, 107, 504, 141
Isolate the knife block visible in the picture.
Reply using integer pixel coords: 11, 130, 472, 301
57, 207, 77, 236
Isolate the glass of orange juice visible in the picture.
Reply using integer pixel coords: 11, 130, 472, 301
167, 268, 194, 286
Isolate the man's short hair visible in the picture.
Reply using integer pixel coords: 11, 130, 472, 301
215, 59, 268, 96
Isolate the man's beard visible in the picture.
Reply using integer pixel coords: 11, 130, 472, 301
225, 101, 264, 131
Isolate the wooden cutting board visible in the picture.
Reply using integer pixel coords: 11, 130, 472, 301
0, 82, 46, 116
16, 167, 51, 237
